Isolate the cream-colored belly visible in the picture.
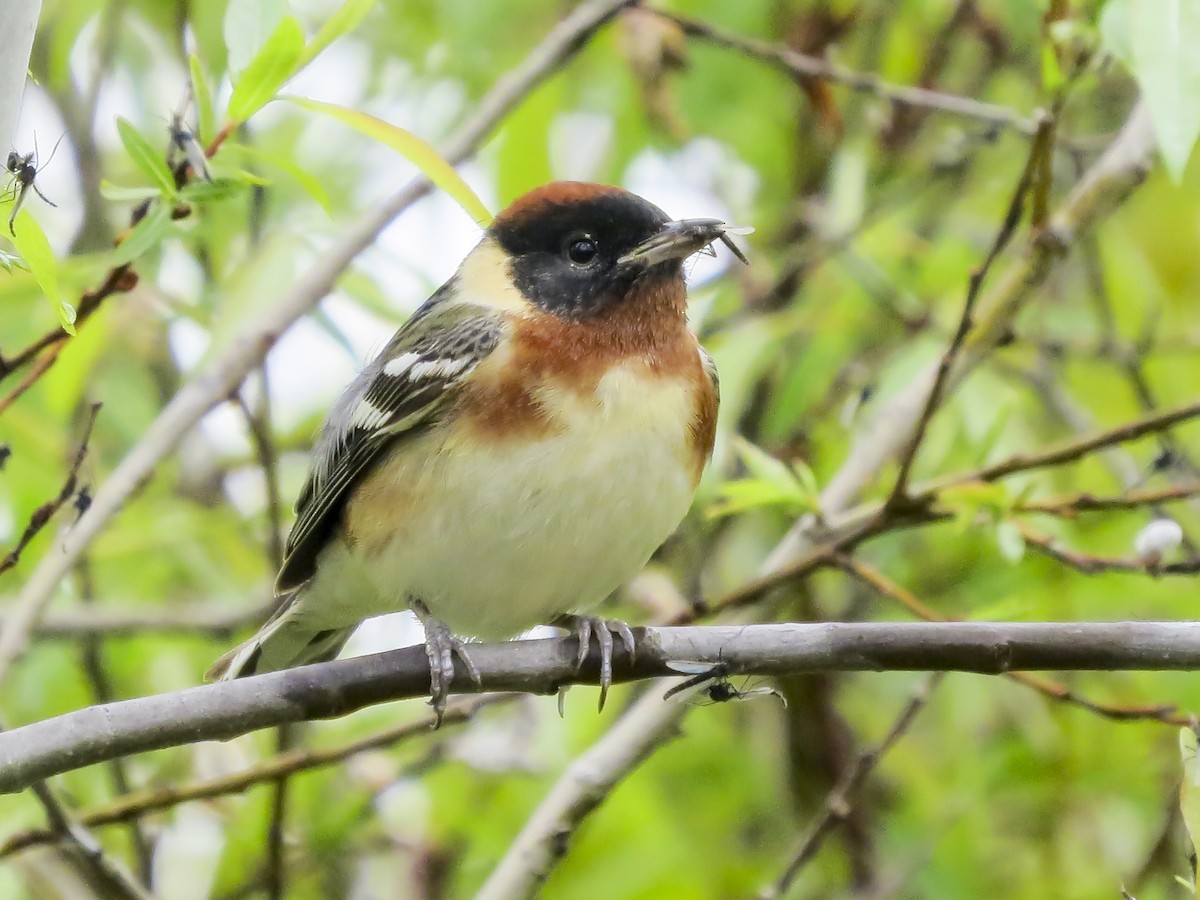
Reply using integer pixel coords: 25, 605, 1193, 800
306, 366, 699, 639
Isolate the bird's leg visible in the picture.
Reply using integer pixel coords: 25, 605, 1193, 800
411, 599, 480, 726
555, 614, 636, 712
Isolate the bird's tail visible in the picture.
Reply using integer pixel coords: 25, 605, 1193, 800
205, 595, 355, 681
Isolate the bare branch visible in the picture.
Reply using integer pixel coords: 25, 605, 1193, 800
0, 403, 100, 576
0, 695, 514, 859
4, 622, 1200, 793
475, 686, 686, 900
21, 780, 151, 900
759, 674, 943, 899
839, 556, 1187, 725
886, 113, 1055, 508
660, 12, 1042, 135
0, 600, 273, 639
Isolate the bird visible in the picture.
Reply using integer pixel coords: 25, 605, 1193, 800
207, 181, 748, 717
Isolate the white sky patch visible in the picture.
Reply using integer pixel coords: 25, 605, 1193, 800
550, 111, 613, 182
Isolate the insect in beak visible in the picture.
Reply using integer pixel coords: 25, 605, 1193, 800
619, 219, 754, 268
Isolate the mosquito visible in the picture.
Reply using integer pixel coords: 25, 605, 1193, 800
663, 660, 786, 707
4, 134, 62, 236
166, 92, 211, 182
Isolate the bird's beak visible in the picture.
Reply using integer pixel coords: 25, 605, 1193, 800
619, 218, 753, 268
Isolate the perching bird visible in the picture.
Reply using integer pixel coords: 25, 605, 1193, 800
208, 181, 747, 715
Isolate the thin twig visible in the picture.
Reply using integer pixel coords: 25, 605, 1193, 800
0, 695, 513, 859
1015, 484, 1200, 517
475, 685, 687, 900
3, 599, 275, 639
0, 403, 101, 576
918, 397, 1200, 496
838, 555, 1186, 725
759, 674, 943, 899
0, 346, 61, 416
23, 780, 152, 900
233, 381, 289, 900
0, 715, 151, 899
75, 557, 155, 884
1015, 521, 1200, 576
886, 112, 1055, 509
660, 11, 1042, 135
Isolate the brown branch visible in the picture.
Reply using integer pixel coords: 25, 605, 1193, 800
475, 685, 687, 899
962, 398, 1200, 487
660, 12, 1042, 135
0, 695, 513, 859
759, 674, 943, 899
838, 556, 1187, 725
0, 403, 101, 576
0, 346, 61, 416
22, 780, 151, 899
1015, 484, 1200, 517
74, 557, 154, 884
1015, 521, 1200, 577
886, 112, 1055, 508
2, 599, 274, 639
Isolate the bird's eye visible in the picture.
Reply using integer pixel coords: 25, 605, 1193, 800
565, 235, 598, 265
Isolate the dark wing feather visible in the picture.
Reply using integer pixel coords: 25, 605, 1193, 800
276, 295, 504, 592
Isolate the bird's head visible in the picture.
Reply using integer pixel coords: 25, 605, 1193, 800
462, 181, 748, 320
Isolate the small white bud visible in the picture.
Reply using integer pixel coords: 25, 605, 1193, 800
1134, 518, 1184, 564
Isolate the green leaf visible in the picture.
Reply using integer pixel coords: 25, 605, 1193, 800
286, 96, 493, 226
227, 16, 305, 126
116, 117, 177, 196
0, 248, 26, 272
939, 481, 1012, 531
1180, 727, 1200, 889
179, 178, 248, 204
1100, 0, 1133, 68
995, 521, 1025, 564
219, 143, 332, 213
189, 54, 217, 146
1128, 0, 1200, 181
297, 0, 375, 70
107, 204, 171, 268
11, 213, 74, 334
100, 181, 162, 203
223, 0, 287, 77
707, 437, 819, 520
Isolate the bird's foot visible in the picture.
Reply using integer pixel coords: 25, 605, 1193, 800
556, 614, 636, 712
412, 601, 480, 726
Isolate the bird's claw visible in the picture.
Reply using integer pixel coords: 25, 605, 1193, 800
559, 615, 636, 712
413, 601, 479, 727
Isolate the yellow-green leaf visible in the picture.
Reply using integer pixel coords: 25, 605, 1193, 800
297, 0, 375, 71
116, 117, 176, 196
12, 212, 74, 334
108, 203, 171, 268
219, 142, 332, 213
1180, 727, 1200, 894
227, 16, 305, 126
286, 96, 493, 226
188, 54, 216, 146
